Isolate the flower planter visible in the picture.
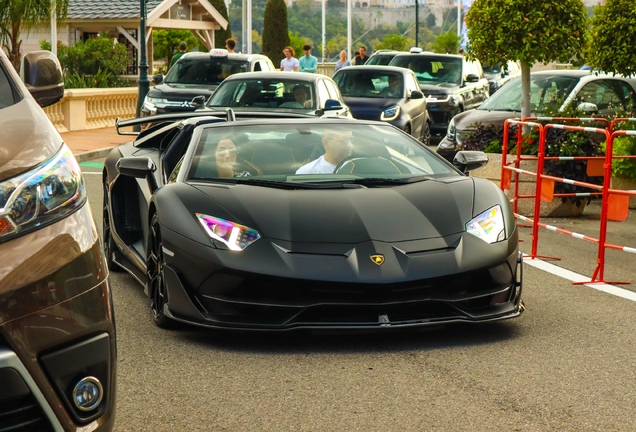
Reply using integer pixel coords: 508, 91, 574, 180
610, 177, 636, 209
470, 153, 589, 217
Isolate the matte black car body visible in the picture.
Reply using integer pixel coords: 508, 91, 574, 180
389, 53, 490, 137
142, 51, 275, 116
437, 70, 636, 161
332, 65, 430, 143
104, 112, 523, 331
0, 50, 116, 430
199, 71, 352, 118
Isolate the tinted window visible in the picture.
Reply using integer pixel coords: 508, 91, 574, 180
577, 80, 627, 115
164, 58, 250, 86
366, 54, 396, 66
0, 63, 17, 109
482, 63, 503, 74
333, 70, 403, 98
390, 55, 462, 85
479, 75, 581, 112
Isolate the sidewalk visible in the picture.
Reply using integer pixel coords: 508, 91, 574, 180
62, 127, 132, 162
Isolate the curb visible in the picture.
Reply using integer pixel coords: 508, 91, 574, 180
74, 146, 117, 162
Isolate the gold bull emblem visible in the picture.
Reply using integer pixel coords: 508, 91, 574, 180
370, 254, 385, 266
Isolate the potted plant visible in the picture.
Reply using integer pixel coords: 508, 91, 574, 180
461, 105, 605, 217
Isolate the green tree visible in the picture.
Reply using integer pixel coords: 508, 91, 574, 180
466, 0, 587, 119
586, 0, 636, 77
208, 0, 232, 48
0, 0, 69, 71
262, 0, 290, 65
431, 31, 460, 54
288, 31, 311, 59
252, 29, 263, 53
374, 34, 410, 51
152, 30, 204, 61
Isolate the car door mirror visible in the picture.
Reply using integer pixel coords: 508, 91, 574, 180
577, 102, 598, 113
152, 74, 164, 85
466, 74, 480, 83
20, 50, 64, 108
116, 157, 158, 193
410, 90, 424, 99
453, 151, 489, 173
324, 99, 344, 110
191, 95, 206, 108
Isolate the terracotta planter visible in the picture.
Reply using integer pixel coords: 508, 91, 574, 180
611, 176, 636, 209
470, 153, 589, 217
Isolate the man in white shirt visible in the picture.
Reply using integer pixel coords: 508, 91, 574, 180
280, 46, 299, 72
296, 131, 354, 174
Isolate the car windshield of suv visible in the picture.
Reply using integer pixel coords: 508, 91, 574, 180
482, 63, 502, 74
478, 75, 581, 112
207, 78, 316, 110
333, 70, 403, 98
188, 123, 456, 185
390, 56, 462, 85
164, 58, 250, 86
366, 54, 397, 66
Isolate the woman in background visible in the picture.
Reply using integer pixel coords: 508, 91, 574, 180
335, 50, 351, 71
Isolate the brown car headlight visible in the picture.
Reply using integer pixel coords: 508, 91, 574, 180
0, 144, 86, 241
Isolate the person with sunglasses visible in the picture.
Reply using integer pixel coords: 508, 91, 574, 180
215, 138, 253, 178
295, 131, 353, 174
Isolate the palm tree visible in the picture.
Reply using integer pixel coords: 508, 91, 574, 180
0, 0, 69, 71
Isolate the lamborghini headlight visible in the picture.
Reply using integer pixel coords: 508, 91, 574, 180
0, 144, 86, 242
381, 105, 400, 121
465, 205, 506, 244
196, 213, 261, 251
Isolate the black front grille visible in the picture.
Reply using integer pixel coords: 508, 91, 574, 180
0, 391, 54, 432
430, 111, 449, 126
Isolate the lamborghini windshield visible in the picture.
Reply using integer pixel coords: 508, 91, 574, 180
187, 122, 458, 185
207, 78, 316, 111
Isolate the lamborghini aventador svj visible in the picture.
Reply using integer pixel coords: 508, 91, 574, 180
103, 112, 524, 330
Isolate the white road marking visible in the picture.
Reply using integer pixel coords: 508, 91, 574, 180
523, 254, 636, 301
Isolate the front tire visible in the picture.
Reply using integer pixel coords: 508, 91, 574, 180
147, 213, 174, 328
421, 121, 431, 146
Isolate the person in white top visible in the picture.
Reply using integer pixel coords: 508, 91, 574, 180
296, 130, 354, 174
280, 46, 299, 72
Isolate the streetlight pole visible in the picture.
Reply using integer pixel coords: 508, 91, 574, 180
137, 0, 150, 117
414, 0, 418, 48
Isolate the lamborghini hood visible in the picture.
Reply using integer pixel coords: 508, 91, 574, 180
191, 178, 475, 243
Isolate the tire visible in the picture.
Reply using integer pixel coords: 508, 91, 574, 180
404, 124, 412, 137
102, 179, 124, 272
147, 213, 175, 329
421, 121, 431, 146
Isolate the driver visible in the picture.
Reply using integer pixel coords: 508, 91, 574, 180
295, 130, 353, 174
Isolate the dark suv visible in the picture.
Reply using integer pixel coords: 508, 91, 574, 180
0, 50, 116, 430
142, 49, 275, 116
389, 53, 490, 137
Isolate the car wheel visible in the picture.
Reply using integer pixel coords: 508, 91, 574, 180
421, 121, 431, 146
404, 124, 412, 136
102, 179, 123, 272
147, 213, 174, 329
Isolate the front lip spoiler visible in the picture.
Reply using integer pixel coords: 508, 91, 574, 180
162, 303, 524, 332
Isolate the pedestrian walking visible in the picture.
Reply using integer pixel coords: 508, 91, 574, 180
352, 51, 361, 66
334, 50, 350, 71
280, 46, 299, 72
357, 46, 370, 65
299, 44, 318, 73
170, 41, 187, 68
226, 38, 237, 53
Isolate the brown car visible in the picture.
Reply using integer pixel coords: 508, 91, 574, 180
0, 50, 116, 430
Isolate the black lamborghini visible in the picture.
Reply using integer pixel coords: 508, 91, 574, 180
103, 111, 524, 330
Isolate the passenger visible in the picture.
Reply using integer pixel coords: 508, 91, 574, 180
293, 85, 313, 108
215, 138, 252, 177
380, 74, 402, 98
295, 130, 353, 174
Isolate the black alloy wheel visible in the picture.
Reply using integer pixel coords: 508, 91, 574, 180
421, 121, 431, 146
102, 178, 123, 272
147, 213, 174, 328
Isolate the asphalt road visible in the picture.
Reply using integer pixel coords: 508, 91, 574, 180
80, 159, 636, 432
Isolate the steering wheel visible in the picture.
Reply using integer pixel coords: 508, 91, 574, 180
334, 157, 402, 175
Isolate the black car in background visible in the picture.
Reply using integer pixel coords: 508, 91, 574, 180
482, 61, 521, 94
389, 53, 490, 137
141, 49, 275, 116
333, 65, 430, 143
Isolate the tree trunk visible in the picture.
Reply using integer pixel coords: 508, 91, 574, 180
9, 23, 22, 73
520, 60, 531, 120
